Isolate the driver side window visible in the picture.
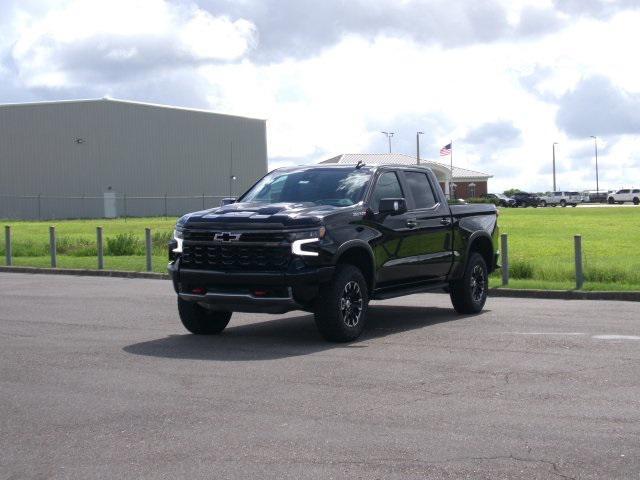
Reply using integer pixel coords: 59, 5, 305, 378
370, 172, 403, 212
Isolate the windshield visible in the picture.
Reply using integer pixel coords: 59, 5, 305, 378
240, 168, 372, 207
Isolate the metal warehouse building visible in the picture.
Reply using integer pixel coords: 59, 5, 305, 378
0, 98, 267, 219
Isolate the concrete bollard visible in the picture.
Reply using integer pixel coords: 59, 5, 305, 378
49, 226, 57, 268
97, 226, 104, 270
500, 233, 509, 286
574, 235, 584, 290
145, 228, 152, 272
4, 225, 12, 266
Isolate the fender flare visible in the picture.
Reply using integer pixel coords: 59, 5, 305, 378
464, 231, 495, 270
333, 239, 377, 289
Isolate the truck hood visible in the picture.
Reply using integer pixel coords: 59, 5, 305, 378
181, 201, 355, 229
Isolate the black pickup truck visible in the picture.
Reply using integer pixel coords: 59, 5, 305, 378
169, 164, 499, 342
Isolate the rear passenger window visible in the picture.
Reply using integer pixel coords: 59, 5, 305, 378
404, 172, 437, 209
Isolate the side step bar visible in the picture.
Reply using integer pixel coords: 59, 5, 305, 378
371, 281, 449, 300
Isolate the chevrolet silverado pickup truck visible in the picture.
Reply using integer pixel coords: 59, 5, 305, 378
168, 164, 499, 342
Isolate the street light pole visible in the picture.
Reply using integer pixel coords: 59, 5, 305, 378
552, 142, 558, 191
381, 131, 395, 153
416, 131, 424, 165
590, 136, 599, 195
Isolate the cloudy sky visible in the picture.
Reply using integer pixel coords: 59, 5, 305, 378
2, 0, 640, 192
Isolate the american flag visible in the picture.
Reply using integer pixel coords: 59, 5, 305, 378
440, 143, 452, 156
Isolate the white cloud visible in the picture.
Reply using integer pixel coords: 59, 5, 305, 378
10, 0, 256, 87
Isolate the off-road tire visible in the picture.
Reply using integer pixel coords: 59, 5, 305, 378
178, 298, 232, 334
314, 264, 369, 342
450, 253, 488, 314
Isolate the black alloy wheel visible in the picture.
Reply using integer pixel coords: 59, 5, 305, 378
339, 281, 364, 328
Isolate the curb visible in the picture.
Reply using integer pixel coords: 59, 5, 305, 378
488, 287, 640, 302
0, 265, 169, 280
1, 266, 638, 302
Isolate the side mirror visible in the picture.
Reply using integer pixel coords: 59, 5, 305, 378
220, 197, 236, 206
378, 198, 407, 215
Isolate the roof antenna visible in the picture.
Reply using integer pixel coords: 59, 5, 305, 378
355, 160, 365, 169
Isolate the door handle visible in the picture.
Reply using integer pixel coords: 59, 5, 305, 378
406, 220, 417, 229
440, 217, 451, 226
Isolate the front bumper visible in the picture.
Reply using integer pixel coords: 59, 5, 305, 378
168, 260, 335, 313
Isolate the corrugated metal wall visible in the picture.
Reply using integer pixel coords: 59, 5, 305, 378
0, 99, 267, 219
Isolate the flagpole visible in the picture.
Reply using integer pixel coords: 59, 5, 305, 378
449, 140, 453, 199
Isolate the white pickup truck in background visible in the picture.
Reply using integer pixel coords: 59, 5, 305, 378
539, 191, 581, 207
607, 189, 640, 205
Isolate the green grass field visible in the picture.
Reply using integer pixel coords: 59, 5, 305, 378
1, 207, 639, 290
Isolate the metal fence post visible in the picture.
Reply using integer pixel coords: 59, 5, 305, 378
574, 235, 584, 289
37, 194, 42, 220
164, 193, 168, 219
202, 193, 205, 209
145, 228, 152, 272
4, 226, 11, 266
97, 226, 104, 270
500, 233, 509, 286
49, 226, 57, 268
123, 193, 128, 221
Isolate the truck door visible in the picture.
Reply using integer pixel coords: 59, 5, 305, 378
399, 170, 453, 280
366, 171, 417, 286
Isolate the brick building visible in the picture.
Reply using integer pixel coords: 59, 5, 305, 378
321, 153, 492, 199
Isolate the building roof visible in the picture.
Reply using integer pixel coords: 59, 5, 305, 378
0, 97, 266, 122
321, 153, 492, 181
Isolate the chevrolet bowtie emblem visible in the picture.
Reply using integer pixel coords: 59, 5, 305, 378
214, 232, 241, 242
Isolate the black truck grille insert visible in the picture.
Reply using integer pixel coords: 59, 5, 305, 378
181, 244, 291, 271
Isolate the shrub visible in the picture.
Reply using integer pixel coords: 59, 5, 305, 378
466, 197, 499, 206
510, 260, 534, 279
106, 233, 142, 256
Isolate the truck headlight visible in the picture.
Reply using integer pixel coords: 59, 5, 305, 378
290, 227, 325, 257
173, 227, 184, 253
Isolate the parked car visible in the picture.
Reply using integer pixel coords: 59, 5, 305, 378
539, 191, 580, 207
607, 189, 640, 205
168, 164, 499, 342
512, 192, 540, 207
484, 193, 515, 207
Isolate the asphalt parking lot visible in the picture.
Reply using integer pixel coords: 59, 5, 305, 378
1, 273, 639, 479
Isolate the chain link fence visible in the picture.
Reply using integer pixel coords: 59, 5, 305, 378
0, 193, 228, 220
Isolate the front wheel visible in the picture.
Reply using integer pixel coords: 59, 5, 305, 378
560, 200, 567, 207
314, 264, 369, 342
450, 253, 488, 314
634, 197, 639, 205
178, 298, 232, 334
608, 197, 614, 204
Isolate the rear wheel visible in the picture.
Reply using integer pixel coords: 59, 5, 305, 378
634, 197, 639, 205
450, 253, 488, 314
540, 200, 547, 207
314, 264, 369, 342
178, 298, 232, 334
571, 203, 577, 207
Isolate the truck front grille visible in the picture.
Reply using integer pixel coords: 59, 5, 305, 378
181, 244, 292, 272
